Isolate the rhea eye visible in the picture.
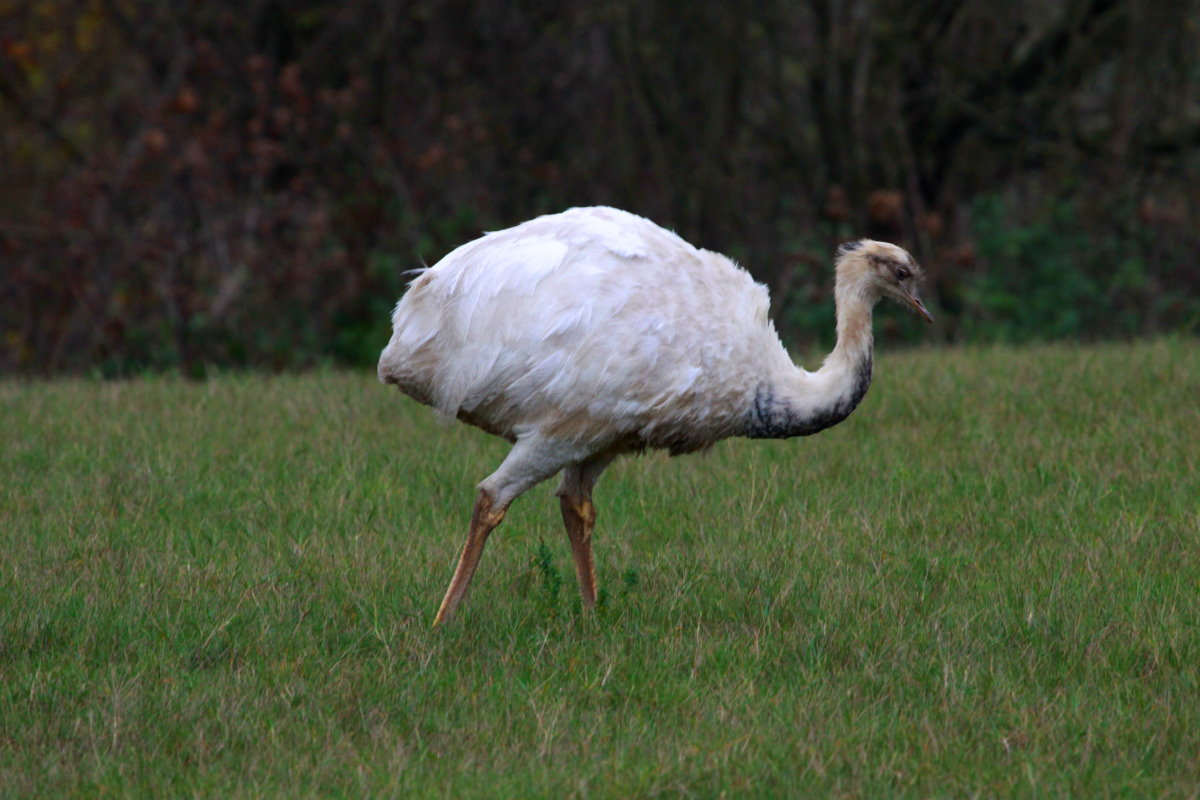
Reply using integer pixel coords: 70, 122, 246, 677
894, 265, 911, 280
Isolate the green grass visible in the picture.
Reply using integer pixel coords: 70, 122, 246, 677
2, 340, 1199, 797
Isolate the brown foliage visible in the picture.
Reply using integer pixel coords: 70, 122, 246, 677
2, 1, 1199, 373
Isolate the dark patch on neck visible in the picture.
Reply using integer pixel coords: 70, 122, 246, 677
744, 351, 873, 439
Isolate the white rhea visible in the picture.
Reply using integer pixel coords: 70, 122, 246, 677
378, 206, 932, 625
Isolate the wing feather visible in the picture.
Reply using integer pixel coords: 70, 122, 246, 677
379, 207, 781, 446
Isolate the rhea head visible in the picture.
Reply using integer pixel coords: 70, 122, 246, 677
835, 239, 934, 323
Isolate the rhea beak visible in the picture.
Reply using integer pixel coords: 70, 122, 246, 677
904, 289, 934, 323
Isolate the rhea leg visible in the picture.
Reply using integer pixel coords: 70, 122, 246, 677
433, 488, 507, 626
433, 437, 580, 626
560, 494, 597, 607
556, 456, 613, 609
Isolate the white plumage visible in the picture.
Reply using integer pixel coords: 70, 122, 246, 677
379, 206, 931, 624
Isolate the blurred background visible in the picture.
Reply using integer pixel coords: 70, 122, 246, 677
2, 0, 1198, 376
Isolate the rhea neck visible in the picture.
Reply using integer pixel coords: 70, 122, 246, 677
745, 272, 877, 439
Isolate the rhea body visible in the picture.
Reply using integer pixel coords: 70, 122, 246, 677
378, 206, 931, 624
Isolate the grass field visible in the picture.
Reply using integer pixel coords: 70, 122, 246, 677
2, 340, 1199, 797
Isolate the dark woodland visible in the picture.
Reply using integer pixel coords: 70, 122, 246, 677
2, 0, 1199, 375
